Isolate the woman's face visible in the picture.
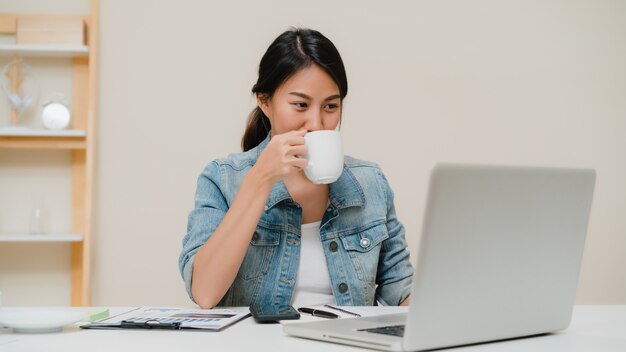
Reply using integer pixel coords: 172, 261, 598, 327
258, 64, 341, 135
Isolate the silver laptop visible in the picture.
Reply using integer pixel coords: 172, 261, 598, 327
284, 164, 596, 351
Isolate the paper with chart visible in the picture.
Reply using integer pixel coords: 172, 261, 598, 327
82, 307, 250, 331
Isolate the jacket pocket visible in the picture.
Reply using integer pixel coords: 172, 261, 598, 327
237, 226, 280, 280
340, 224, 389, 283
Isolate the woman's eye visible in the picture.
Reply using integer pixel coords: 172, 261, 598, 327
325, 104, 339, 110
293, 102, 308, 109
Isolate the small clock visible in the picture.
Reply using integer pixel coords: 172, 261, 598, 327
41, 101, 71, 130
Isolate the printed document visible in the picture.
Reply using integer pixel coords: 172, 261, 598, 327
82, 307, 250, 331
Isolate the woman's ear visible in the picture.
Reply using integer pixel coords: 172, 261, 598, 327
256, 93, 271, 118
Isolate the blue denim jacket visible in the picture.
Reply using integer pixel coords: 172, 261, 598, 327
179, 136, 413, 306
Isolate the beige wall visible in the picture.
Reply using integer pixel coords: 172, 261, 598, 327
1, 0, 624, 306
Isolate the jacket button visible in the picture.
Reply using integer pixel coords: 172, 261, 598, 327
329, 241, 338, 252
338, 283, 348, 293
252, 232, 259, 242
360, 238, 371, 248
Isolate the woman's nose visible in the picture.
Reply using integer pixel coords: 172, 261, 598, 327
304, 111, 322, 132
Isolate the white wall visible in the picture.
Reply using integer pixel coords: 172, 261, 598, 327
1, 0, 624, 306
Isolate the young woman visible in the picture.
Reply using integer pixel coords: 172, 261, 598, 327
179, 28, 413, 309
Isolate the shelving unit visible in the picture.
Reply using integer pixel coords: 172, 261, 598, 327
0, 0, 98, 306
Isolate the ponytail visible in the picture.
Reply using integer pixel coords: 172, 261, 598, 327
241, 107, 270, 152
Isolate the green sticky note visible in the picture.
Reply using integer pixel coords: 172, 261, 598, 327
89, 308, 110, 321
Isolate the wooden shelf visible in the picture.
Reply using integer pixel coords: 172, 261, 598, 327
0, 44, 88, 58
0, 129, 86, 149
0, 129, 86, 137
0, 136, 86, 150
0, 233, 83, 242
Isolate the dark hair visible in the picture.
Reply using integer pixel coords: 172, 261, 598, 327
241, 28, 348, 151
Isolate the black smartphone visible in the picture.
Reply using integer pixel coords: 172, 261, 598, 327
249, 305, 301, 323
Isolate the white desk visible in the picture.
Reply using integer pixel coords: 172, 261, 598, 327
1, 306, 624, 352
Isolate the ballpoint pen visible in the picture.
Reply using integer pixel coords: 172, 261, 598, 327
323, 304, 362, 317
297, 307, 338, 319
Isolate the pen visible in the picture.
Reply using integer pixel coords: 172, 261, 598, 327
297, 307, 338, 319
323, 304, 362, 317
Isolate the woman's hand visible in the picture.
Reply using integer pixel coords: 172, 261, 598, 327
250, 129, 309, 186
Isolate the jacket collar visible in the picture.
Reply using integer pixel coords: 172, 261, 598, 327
255, 134, 365, 211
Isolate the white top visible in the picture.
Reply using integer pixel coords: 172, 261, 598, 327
291, 221, 336, 307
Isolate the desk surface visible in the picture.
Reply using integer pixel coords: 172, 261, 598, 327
1, 306, 624, 352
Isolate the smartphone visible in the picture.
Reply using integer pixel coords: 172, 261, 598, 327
249, 304, 301, 323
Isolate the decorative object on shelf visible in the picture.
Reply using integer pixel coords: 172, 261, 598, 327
41, 95, 71, 130
0, 57, 39, 129
29, 194, 44, 235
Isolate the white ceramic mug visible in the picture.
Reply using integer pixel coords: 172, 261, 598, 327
303, 130, 344, 184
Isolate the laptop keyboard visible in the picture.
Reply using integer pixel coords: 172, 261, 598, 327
358, 324, 405, 337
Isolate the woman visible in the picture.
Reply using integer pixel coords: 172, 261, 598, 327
179, 28, 413, 309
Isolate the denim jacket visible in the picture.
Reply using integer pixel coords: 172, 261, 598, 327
179, 136, 413, 307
